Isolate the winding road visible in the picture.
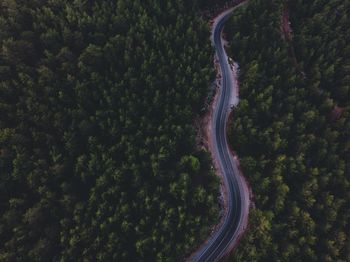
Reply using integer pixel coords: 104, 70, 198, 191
190, 3, 250, 262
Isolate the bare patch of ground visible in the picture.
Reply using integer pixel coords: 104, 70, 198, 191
329, 105, 346, 122
280, 4, 306, 79
281, 5, 292, 41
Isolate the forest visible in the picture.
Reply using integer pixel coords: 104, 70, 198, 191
224, 0, 350, 261
0, 0, 220, 260
1, 0, 349, 261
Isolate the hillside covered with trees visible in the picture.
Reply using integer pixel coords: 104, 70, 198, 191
225, 0, 350, 260
0, 0, 220, 260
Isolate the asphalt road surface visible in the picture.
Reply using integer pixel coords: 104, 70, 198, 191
190, 3, 249, 262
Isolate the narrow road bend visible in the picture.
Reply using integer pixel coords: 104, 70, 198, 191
190, 2, 250, 261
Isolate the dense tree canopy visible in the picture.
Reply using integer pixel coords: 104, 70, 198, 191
2, 0, 349, 260
0, 0, 220, 260
224, 0, 350, 261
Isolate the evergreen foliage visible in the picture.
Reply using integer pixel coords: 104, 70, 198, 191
225, 0, 350, 260
0, 0, 219, 260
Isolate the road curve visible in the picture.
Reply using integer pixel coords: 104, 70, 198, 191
190, 3, 249, 262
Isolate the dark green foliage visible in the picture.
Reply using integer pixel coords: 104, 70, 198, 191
0, 0, 219, 260
225, 0, 350, 261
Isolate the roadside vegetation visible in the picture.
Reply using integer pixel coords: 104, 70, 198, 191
0, 0, 220, 260
224, 0, 350, 260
